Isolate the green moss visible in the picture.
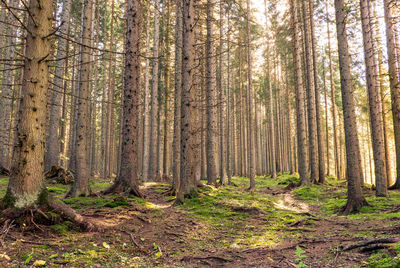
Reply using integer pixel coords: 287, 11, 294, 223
365, 242, 400, 267
294, 185, 323, 201
47, 186, 67, 194
51, 221, 73, 234
63, 196, 131, 210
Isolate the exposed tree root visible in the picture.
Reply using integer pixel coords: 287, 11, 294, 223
0, 165, 9, 176
343, 237, 399, 251
101, 178, 144, 198
45, 166, 74, 184
0, 194, 100, 232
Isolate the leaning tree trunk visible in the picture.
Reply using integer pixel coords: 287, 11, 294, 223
205, 0, 218, 185
102, 0, 142, 197
176, 0, 198, 204
334, 0, 368, 214
290, 0, 310, 185
66, 0, 94, 198
360, 0, 388, 197
45, 0, 72, 171
384, 0, 400, 189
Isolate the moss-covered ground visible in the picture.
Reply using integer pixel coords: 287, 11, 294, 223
0, 174, 399, 267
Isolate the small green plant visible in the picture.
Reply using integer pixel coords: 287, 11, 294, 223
295, 245, 307, 268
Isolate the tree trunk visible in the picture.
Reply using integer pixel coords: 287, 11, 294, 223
360, 0, 388, 197
325, 0, 340, 179
172, 0, 182, 192
66, 0, 94, 198
219, 2, 227, 184
309, 0, 325, 183
176, 0, 198, 203
246, 0, 255, 189
383, 0, 400, 189
3, 0, 52, 208
45, 0, 72, 171
205, 0, 218, 185
290, 0, 310, 185
149, 0, 161, 181
0, 0, 19, 170
334, 0, 368, 214
302, 0, 319, 183
102, 0, 142, 197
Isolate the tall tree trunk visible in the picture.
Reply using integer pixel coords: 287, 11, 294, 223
360, 0, 388, 197
309, 0, 325, 183
205, 0, 218, 185
45, 0, 72, 171
3, 0, 52, 208
149, 0, 161, 181
290, 0, 310, 185
246, 0, 255, 189
302, 0, 319, 183
0, 0, 19, 169
142, 6, 152, 181
104, 0, 115, 178
334, 0, 368, 214
66, 0, 94, 198
177, 0, 198, 203
172, 0, 182, 192
226, 6, 231, 184
323, 60, 330, 176
102, 0, 142, 197
384, 0, 400, 189
219, 1, 227, 184
325, 0, 340, 179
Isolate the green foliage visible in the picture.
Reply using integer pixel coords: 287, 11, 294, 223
51, 221, 73, 234
295, 246, 307, 268
294, 185, 323, 201
47, 186, 67, 194
63, 196, 130, 210
365, 242, 400, 267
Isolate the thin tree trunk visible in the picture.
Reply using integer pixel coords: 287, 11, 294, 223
219, 1, 227, 184
66, 0, 94, 198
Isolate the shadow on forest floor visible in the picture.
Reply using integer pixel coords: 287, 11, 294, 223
0, 174, 400, 267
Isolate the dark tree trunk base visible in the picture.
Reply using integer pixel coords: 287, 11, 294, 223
65, 185, 92, 199
0, 194, 99, 232
101, 178, 143, 198
389, 180, 400, 190
339, 198, 369, 215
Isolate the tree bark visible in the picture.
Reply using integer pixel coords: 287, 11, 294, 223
102, 0, 142, 197
149, 0, 161, 181
176, 0, 198, 203
383, 0, 400, 189
360, 0, 388, 197
334, 0, 368, 214
290, 0, 310, 185
4, 0, 52, 208
66, 0, 94, 198
45, 0, 72, 171
205, 0, 218, 185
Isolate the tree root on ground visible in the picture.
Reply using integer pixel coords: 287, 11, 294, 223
342, 237, 399, 251
101, 179, 144, 198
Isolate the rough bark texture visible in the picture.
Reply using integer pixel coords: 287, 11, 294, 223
172, 0, 183, 192
302, 0, 319, 184
309, 0, 325, 184
4, 0, 52, 208
149, 0, 161, 181
66, 0, 94, 198
290, 0, 310, 185
325, 0, 340, 179
176, 0, 198, 203
205, 0, 218, 185
360, 0, 388, 197
334, 0, 368, 214
219, 2, 227, 184
384, 0, 400, 189
102, 0, 142, 197
45, 0, 72, 171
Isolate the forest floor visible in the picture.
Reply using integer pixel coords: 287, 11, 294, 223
0, 174, 400, 267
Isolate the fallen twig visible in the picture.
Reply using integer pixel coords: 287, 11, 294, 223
343, 237, 399, 251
